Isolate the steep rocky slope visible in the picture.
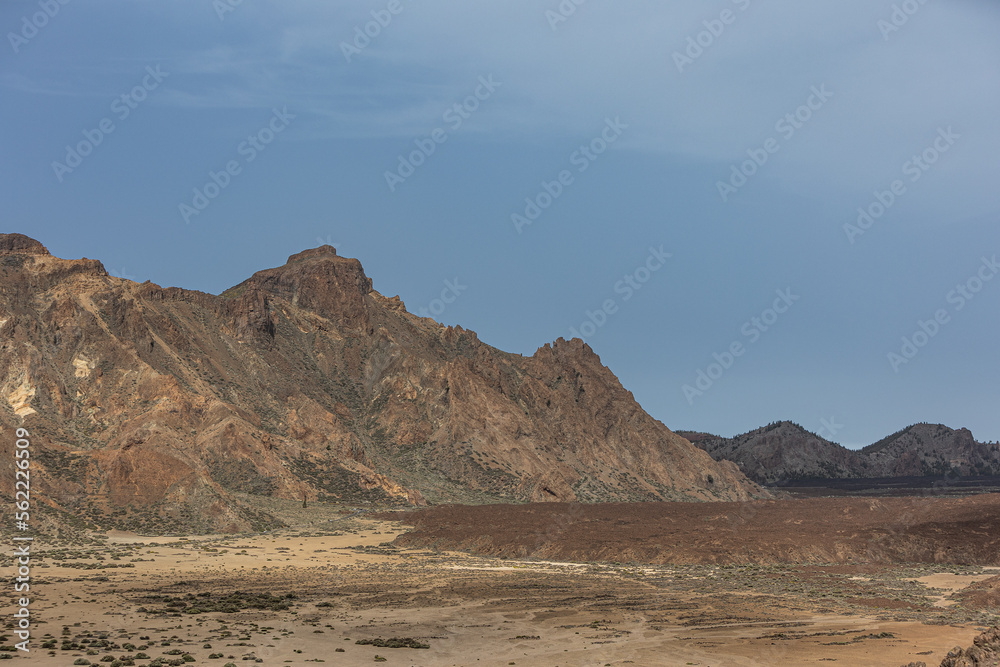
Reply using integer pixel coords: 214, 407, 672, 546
691, 421, 1000, 484
0, 234, 762, 533
957, 576, 1000, 613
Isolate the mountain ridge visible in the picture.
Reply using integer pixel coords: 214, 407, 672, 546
686, 421, 1000, 484
0, 234, 764, 534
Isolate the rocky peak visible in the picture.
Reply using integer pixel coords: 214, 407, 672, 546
224, 246, 373, 328
286, 245, 338, 263
0, 233, 105, 284
0, 233, 50, 255
908, 423, 976, 444
533, 337, 597, 362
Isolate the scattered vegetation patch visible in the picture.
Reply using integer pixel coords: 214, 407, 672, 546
141, 591, 296, 614
206, 456, 276, 496
355, 637, 430, 649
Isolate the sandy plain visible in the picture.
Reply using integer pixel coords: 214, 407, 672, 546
4, 498, 999, 667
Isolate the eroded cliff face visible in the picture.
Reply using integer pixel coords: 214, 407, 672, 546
0, 234, 764, 533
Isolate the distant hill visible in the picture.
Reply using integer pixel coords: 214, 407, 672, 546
688, 422, 868, 484
861, 422, 1000, 477
690, 421, 1000, 484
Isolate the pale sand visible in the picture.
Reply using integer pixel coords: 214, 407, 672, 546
906, 573, 999, 608
9, 517, 995, 666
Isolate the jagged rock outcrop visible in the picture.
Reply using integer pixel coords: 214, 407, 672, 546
0, 234, 764, 533
0, 233, 48, 255
903, 626, 1000, 666
939, 627, 1000, 667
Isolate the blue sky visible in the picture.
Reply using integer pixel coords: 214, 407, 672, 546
2, 0, 999, 448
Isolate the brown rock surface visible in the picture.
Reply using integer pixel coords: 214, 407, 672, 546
0, 234, 764, 533
957, 576, 1000, 613
0, 233, 49, 255
388, 494, 1000, 565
